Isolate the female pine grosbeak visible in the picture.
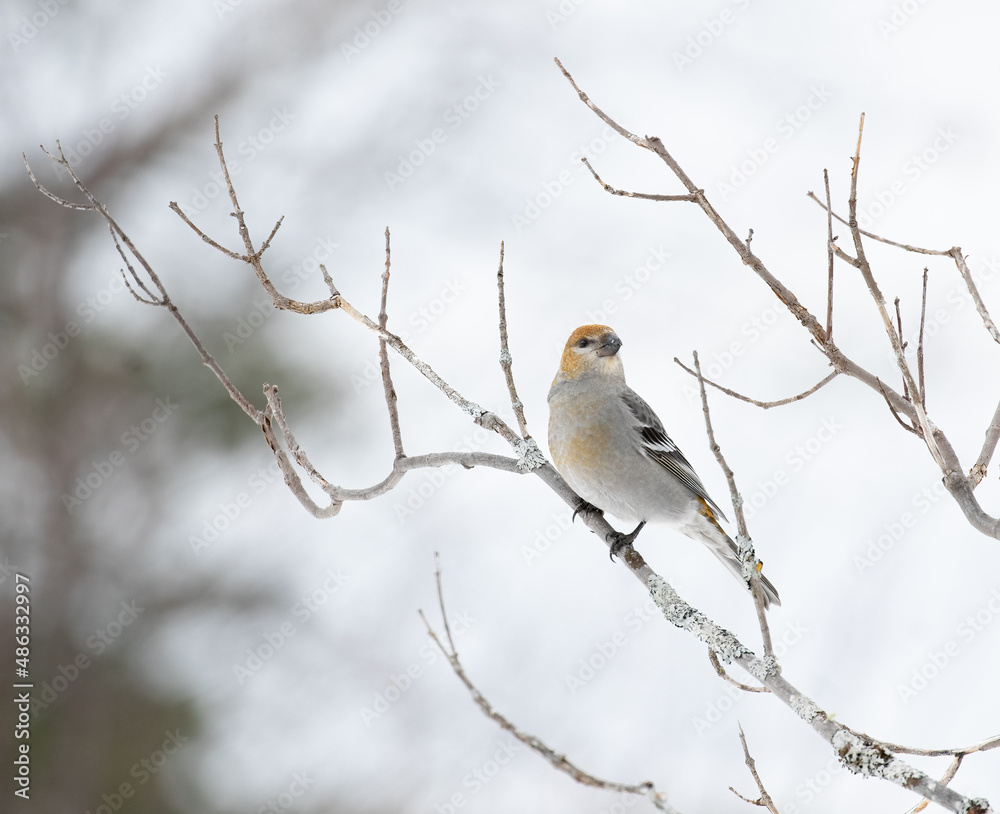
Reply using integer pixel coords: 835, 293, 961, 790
547, 324, 781, 608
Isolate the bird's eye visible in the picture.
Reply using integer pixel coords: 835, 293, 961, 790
577, 338, 590, 348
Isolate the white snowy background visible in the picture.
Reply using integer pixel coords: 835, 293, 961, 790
4, 0, 1000, 811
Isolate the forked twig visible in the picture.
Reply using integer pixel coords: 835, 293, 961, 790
728, 725, 780, 814
420, 558, 678, 813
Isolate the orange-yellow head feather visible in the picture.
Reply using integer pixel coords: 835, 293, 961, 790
552, 324, 625, 385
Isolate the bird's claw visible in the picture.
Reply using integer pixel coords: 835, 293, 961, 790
607, 520, 646, 561
572, 499, 603, 523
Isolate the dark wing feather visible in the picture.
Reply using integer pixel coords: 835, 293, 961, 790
620, 389, 727, 521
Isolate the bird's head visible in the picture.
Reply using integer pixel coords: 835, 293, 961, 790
553, 324, 625, 384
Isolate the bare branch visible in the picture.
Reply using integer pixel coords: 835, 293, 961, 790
23, 145, 95, 211
379, 228, 404, 459
496, 242, 531, 439
25, 143, 264, 424
948, 248, 1000, 344
674, 358, 839, 410
806, 190, 953, 256
580, 157, 698, 202
918, 268, 928, 405
807, 192, 1000, 345
707, 649, 768, 693
894, 297, 909, 400
878, 733, 1000, 759
728, 724, 780, 814
824, 168, 834, 340
691, 352, 774, 658
420, 561, 678, 813
168, 201, 248, 261
971, 399, 1000, 487
845, 115, 946, 470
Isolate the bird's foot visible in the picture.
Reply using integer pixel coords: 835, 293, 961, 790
607, 520, 646, 561
572, 498, 604, 523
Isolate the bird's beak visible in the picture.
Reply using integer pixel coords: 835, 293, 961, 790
596, 333, 622, 357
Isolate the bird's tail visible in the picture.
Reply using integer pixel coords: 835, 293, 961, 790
693, 499, 781, 608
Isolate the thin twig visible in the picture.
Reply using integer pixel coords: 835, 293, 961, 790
918, 268, 928, 405
673, 359, 839, 410
496, 242, 530, 439
878, 733, 1000, 758
908, 756, 964, 814
692, 352, 774, 659
875, 379, 921, 436
420, 560, 677, 812
24, 142, 264, 423
559, 59, 1000, 540
894, 297, 909, 399
168, 202, 248, 261
728, 724, 780, 814
806, 191, 953, 256
707, 649, 768, 693
846, 114, 945, 468
948, 248, 1000, 345
824, 169, 834, 340
807, 192, 1000, 345
379, 227, 404, 458
580, 157, 698, 202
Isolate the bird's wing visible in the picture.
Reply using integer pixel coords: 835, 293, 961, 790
619, 388, 728, 521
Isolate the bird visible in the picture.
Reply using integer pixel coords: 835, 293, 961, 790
547, 324, 780, 608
